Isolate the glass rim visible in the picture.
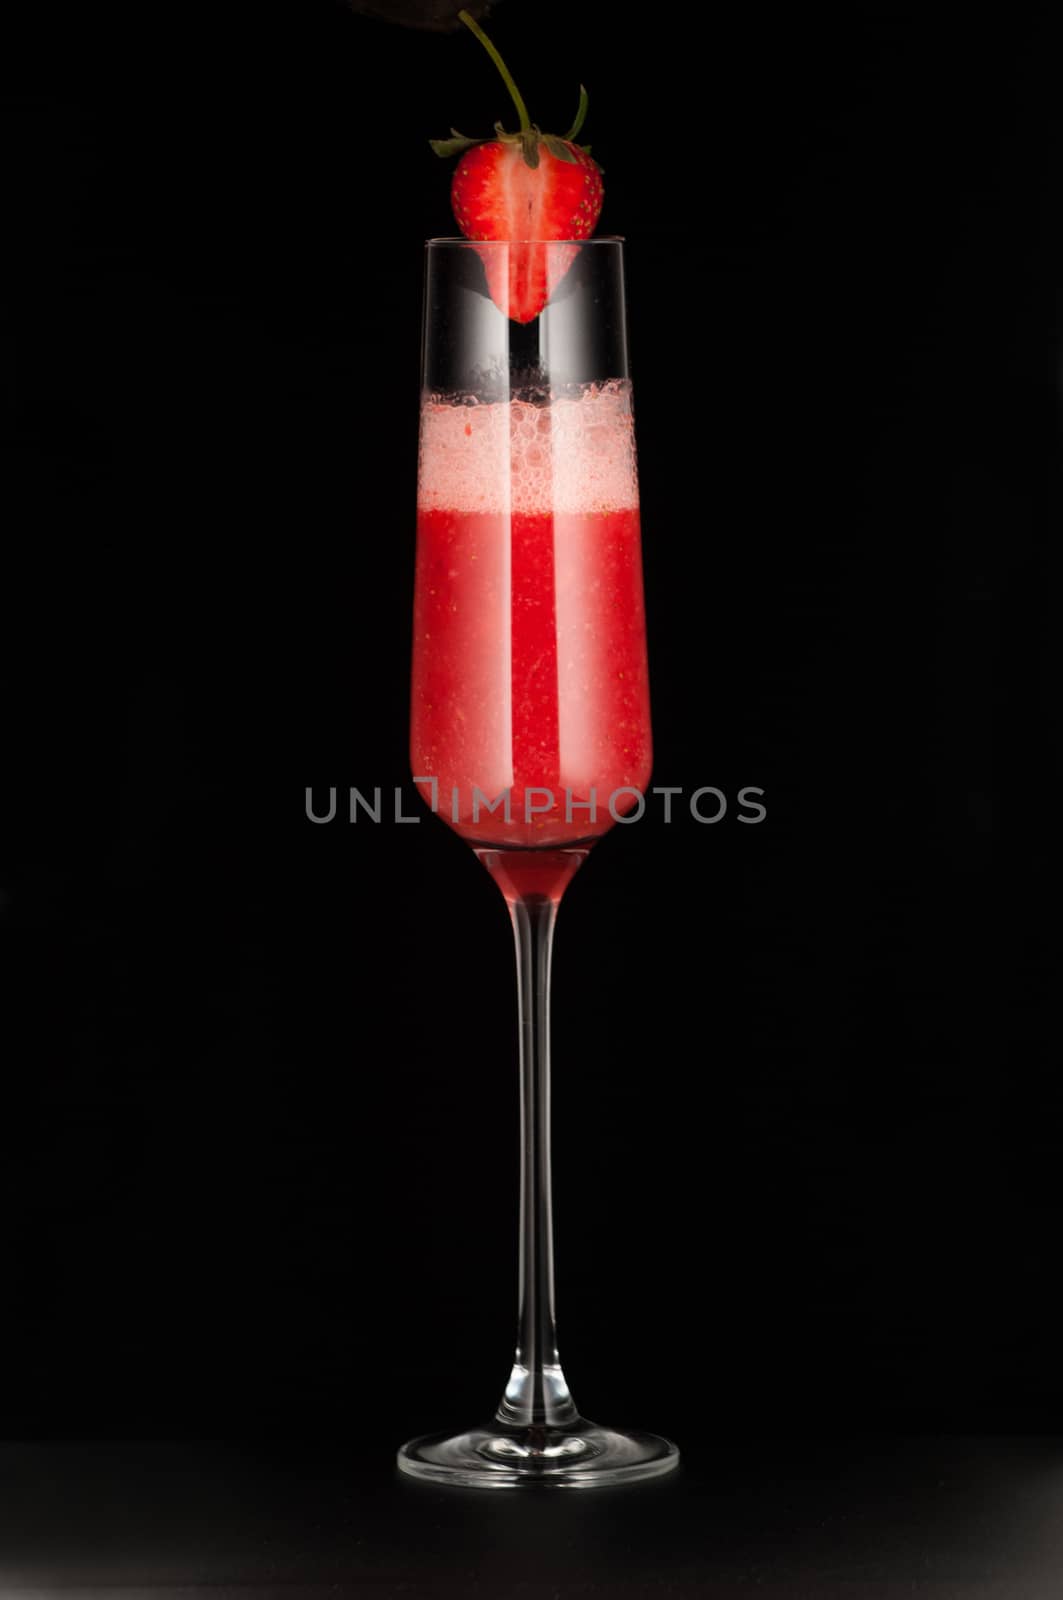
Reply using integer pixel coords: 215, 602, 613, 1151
425, 234, 626, 247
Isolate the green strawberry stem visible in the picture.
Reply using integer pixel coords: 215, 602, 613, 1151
458, 9, 531, 135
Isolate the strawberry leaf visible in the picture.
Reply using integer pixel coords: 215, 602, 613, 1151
542, 134, 577, 164
430, 129, 483, 157
520, 128, 540, 169
563, 85, 589, 143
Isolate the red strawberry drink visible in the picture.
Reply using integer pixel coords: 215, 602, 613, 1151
399, 13, 680, 1491
411, 374, 651, 848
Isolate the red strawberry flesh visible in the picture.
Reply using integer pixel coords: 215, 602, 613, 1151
452, 142, 603, 323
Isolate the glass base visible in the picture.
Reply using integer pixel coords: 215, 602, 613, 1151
397, 1416, 679, 1489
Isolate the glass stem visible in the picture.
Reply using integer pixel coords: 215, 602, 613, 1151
495, 891, 579, 1430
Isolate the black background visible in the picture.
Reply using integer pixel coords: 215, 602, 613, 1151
2, 0, 1061, 1589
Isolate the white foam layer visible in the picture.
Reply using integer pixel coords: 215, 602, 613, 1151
417, 380, 639, 515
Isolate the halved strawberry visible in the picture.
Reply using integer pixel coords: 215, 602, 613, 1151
431, 11, 604, 324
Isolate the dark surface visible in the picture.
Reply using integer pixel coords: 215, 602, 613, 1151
4, 1435, 1063, 1596
2, 0, 1061, 1587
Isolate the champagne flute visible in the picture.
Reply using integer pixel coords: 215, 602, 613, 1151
398, 237, 677, 1487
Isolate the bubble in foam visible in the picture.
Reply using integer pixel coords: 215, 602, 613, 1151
417, 379, 639, 516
